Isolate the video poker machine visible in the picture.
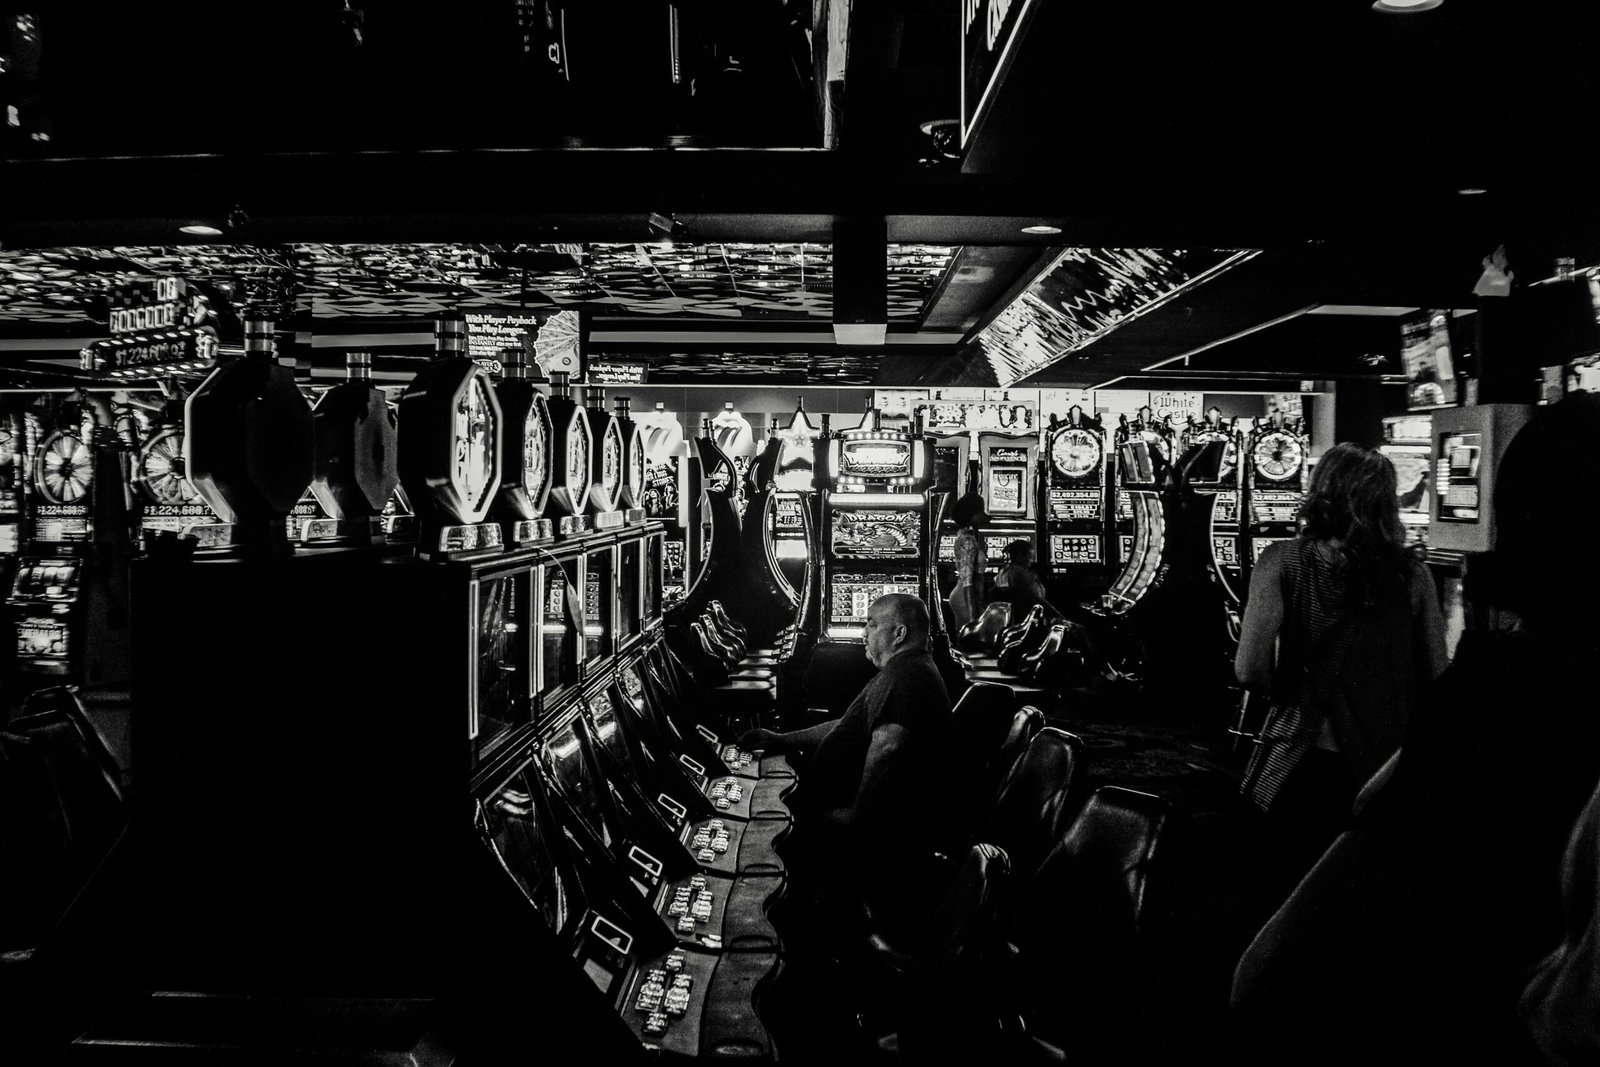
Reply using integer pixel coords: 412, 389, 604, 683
1040, 406, 1112, 602
812, 417, 936, 644
1242, 410, 1310, 569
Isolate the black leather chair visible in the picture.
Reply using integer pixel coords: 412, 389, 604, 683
996, 605, 1049, 676
990, 706, 1045, 806
944, 682, 1023, 851
1, 687, 127, 956
980, 727, 1087, 880
1004, 786, 1169, 1061
956, 602, 1013, 660
854, 843, 1014, 1064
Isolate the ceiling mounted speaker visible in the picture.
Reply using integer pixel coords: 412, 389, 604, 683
833, 214, 887, 346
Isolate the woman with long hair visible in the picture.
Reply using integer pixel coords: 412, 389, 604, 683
1235, 442, 1448, 885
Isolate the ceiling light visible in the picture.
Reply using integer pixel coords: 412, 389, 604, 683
180, 223, 223, 237
1372, 0, 1441, 11
1457, 187, 1488, 196
1021, 224, 1062, 235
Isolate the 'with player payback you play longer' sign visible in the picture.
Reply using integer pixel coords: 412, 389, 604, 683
464, 308, 587, 382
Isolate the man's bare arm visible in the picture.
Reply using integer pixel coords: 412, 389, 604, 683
822, 723, 910, 831
737, 720, 836, 755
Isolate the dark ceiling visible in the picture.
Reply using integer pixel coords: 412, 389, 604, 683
4, 1, 1600, 390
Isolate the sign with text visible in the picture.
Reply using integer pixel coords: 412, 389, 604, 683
587, 360, 647, 386
962, 0, 1038, 144
1150, 390, 1203, 428
464, 308, 587, 382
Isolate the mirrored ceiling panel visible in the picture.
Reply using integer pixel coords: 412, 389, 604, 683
975, 248, 1258, 386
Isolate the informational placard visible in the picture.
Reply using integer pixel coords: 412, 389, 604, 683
588, 360, 647, 386
916, 397, 1035, 434
465, 309, 586, 382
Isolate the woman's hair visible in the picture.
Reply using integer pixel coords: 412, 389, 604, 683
1297, 442, 1412, 605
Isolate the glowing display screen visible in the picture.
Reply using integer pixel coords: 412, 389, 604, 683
829, 573, 920, 625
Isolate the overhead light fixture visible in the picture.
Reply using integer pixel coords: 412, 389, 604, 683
1021, 224, 1062, 235
833, 322, 887, 346
1372, 0, 1441, 11
1457, 187, 1488, 196
180, 222, 224, 237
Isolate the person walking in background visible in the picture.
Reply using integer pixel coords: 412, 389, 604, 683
1232, 395, 1600, 1064
947, 494, 989, 632
1234, 442, 1448, 895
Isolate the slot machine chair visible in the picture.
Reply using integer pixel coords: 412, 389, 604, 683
978, 727, 1088, 881
943, 683, 1032, 854
995, 606, 1051, 676
0, 686, 128, 1035
996, 786, 1169, 1063
956, 602, 1014, 659
852, 843, 1015, 1065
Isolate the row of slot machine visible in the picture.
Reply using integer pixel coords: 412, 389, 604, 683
928, 403, 1312, 638
31, 305, 812, 1058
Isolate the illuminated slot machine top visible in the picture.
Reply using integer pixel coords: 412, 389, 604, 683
1243, 411, 1310, 564
817, 423, 934, 641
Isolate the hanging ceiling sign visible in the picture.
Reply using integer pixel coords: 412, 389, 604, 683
915, 396, 1036, 435
588, 360, 648, 386
82, 276, 222, 377
961, 0, 1038, 146
1150, 390, 1203, 428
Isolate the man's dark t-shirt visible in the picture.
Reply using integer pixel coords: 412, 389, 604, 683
803, 649, 954, 860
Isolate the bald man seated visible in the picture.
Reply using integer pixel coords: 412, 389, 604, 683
740, 593, 955, 941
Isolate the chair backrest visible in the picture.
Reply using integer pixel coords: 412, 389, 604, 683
1019, 785, 1168, 950
943, 684, 1024, 851
1, 688, 128, 952
897, 843, 1014, 1062
958, 602, 1014, 654
926, 842, 1010, 958
1009, 786, 1168, 1050
983, 727, 1086, 879
992, 706, 1045, 795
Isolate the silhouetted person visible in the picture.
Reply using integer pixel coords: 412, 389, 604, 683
740, 594, 954, 943
1233, 396, 1600, 1065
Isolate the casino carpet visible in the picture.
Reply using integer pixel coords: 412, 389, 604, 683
761, 680, 1289, 1063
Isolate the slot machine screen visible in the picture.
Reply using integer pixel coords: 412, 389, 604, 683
644, 537, 663, 622
583, 552, 612, 661
586, 691, 639, 773
1050, 533, 1102, 565
1211, 536, 1240, 567
1119, 440, 1156, 486
11, 559, 80, 601
481, 766, 585, 939
663, 537, 686, 599
541, 720, 614, 848
1435, 432, 1482, 523
618, 541, 641, 638
829, 573, 920, 627
540, 563, 576, 697
475, 573, 528, 751
937, 533, 957, 563
830, 507, 920, 560
933, 446, 961, 492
